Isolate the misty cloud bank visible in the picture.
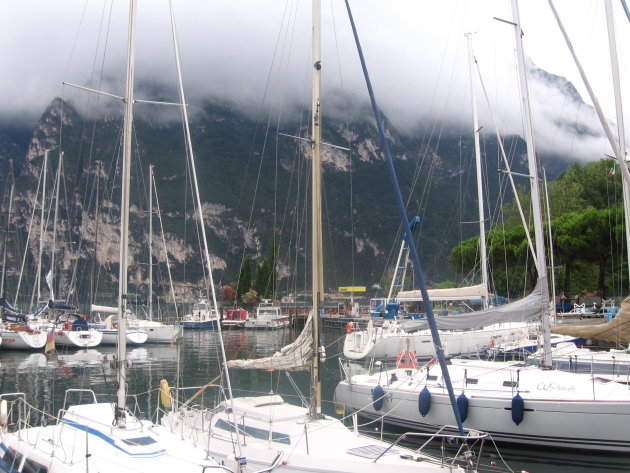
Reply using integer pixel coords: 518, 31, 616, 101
0, 0, 616, 163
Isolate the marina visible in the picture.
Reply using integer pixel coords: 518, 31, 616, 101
0, 327, 626, 472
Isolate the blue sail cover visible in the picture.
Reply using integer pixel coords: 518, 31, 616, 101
48, 300, 77, 311
0, 297, 27, 322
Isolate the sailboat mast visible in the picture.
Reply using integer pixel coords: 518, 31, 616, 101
511, 0, 552, 366
36, 149, 49, 306
604, 0, 630, 291
466, 34, 489, 309
90, 161, 101, 308
0, 162, 14, 300
49, 152, 63, 301
149, 164, 153, 321
310, 0, 323, 419
116, 0, 137, 427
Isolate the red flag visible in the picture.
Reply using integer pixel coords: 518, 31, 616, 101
44, 330, 55, 355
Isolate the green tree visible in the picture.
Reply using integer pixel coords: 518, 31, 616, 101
236, 256, 252, 301
254, 239, 278, 300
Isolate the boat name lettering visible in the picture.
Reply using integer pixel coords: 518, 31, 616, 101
537, 382, 575, 392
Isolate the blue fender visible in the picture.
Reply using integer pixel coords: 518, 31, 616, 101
418, 386, 431, 417
457, 393, 469, 423
511, 394, 524, 425
372, 385, 386, 411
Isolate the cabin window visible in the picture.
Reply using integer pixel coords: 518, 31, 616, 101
21, 459, 48, 473
465, 378, 478, 385
502, 381, 518, 387
121, 436, 157, 446
427, 375, 438, 381
215, 418, 290, 445
1, 446, 23, 473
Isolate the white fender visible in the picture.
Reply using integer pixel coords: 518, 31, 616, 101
0, 399, 8, 430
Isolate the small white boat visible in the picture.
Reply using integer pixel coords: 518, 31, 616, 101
162, 392, 490, 473
48, 313, 103, 348
344, 319, 535, 360
131, 317, 181, 344
0, 393, 223, 473
244, 301, 289, 330
91, 313, 148, 346
182, 299, 219, 329
92, 304, 180, 344
0, 324, 47, 350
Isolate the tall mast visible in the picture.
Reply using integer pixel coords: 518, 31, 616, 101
604, 0, 630, 291
36, 149, 49, 306
115, 0, 137, 428
149, 164, 153, 321
310, 0, 323, 419
90, 161, 101, 308
511, 0, 552, 366
167, 2, 244, 450
1, 162, 15, 300
49, 152, 63, 301
466, 34, 489, 309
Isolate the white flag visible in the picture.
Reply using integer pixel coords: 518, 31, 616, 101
45, 270, 55, 301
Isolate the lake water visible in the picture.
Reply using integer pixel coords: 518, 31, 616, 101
0, 328, 626, 472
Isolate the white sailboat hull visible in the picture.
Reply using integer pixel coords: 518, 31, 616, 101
0, 328, 47, 350
162, 395, 472, 473
53, 328, 103, 348
98, 329, 148, 346
0, 400, 222, 473
344, 321, 533, 360
133, 321, 181, 343
334, 358, 630, 452
244, 316, 290, 330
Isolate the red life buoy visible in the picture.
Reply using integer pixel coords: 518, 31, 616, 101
62, 321, 73, 331
202, 315, 206, 321
346, 322, 353, 334
488, 338, 495, 348
396, 350, 418, 369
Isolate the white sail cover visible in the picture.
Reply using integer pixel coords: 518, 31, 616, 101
227, 312, 313, 370
401, 280, 548, 332
91, 304, 119, 314
397, 283, 489, 301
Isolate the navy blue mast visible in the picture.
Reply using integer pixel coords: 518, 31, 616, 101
344, 0, 464, 435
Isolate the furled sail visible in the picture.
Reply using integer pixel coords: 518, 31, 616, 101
91, 304, 119, 314
552, 295, 630, 343
401, 280, 548, 333
397, 284, 489, 301
227, 312, 313, 370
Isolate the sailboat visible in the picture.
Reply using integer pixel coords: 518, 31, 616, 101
0, 2, 224, 471
0, 160, 46, 350
160, 2, 498, 472
334, 0, 630, 453
343, 34, 554, 362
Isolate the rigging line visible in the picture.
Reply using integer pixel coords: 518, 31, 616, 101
152, 172, 179, 319
226, 0, 297, 294
345, 0, 464, 435
329, 0, 357, 288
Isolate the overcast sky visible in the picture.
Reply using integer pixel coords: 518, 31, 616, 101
1, 0, 628, 162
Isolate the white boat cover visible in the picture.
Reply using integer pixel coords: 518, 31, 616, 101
397, 283, 489, 301
552, 295, 630, 343
227, 312, 313, 370
401, 279, 548, 332
91, 304, 119, 314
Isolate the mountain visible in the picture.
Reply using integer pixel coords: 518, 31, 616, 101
0, 75, 583, 307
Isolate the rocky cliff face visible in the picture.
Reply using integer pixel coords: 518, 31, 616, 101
0, 78, 579, 307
